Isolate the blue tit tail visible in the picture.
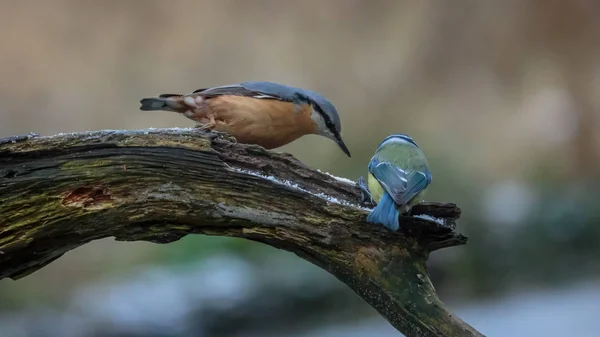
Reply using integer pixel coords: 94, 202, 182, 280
366, 192, 400, 231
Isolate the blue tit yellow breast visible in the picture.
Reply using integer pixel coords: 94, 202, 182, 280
367, 173, 385, 204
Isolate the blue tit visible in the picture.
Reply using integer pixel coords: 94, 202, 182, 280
358, 134, 432, 231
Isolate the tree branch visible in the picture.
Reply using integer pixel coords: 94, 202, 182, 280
0, 128, 484, 337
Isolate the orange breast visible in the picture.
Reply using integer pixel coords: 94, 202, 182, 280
206, 96, 316, 149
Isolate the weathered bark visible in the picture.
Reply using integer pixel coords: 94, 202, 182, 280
0, 128, 483, 337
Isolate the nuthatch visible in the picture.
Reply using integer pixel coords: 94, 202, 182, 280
139, 81, 351, 157
358, 134, 432, 231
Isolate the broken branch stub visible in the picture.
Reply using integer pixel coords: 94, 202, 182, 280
0, 129, 483, 337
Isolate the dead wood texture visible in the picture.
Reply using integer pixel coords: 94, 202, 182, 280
0, 128, 484, 337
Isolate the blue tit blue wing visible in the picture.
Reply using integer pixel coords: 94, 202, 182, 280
368, 158, 431, 207
364, 158, 403, 230
394, 170, 431, 206
365, 158, 431, 231
368, 158, 407, 204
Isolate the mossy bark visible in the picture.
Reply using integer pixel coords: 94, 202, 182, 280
0, 129, 484, 337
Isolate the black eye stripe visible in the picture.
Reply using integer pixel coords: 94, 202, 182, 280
313, 104, 336, 130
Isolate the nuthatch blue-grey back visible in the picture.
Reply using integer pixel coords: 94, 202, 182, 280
358, 134, 432, 231
139, 81, 351, 157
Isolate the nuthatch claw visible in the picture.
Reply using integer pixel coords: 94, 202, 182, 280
139, 81, 351, 157
215, 131, 238, 144
194, 124, 212, 131
198, 129, 237, 143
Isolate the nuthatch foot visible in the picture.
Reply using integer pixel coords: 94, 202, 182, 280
139, 81, 351, 157
358, 134, 432, 231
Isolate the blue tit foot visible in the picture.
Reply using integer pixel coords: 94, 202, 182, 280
357, 176, 374, 205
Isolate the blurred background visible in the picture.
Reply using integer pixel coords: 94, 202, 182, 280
1, 1, 600, 336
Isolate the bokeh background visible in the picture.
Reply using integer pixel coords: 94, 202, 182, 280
1, 1, 600, 336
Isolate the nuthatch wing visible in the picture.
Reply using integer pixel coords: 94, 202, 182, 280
139, 81, 351, 157
358, 134, 432, 231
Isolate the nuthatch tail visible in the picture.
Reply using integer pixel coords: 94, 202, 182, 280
358, 134, 432, 231
139, 81, 351, 157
